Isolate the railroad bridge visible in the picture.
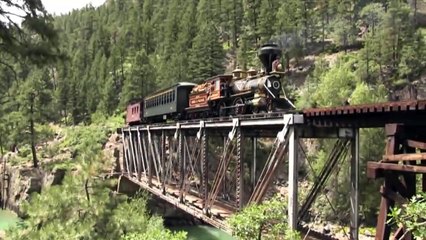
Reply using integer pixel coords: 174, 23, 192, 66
117, 100, 426, 240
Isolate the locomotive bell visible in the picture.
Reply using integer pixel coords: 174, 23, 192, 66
258, 43, 282, 74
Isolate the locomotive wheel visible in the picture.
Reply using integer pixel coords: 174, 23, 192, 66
267, 99, 275, 113
233, 98, 245, 115
218, 101, 227, 116
252, 106, 260, 114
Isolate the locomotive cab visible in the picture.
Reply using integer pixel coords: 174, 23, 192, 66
187, 75, 233, 117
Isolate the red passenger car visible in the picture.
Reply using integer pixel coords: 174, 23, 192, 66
126, 101, 143, 125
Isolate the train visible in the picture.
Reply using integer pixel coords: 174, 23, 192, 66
125, 43, 295, 125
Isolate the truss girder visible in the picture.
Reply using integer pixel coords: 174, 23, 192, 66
118, 114, 368, 239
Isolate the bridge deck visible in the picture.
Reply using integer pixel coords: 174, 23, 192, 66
123, 175, 233, 231
119, 100, 426, 132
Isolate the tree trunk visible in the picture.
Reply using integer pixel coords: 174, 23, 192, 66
30, 95, 38, 168
413, 0, 418, 26
303, 0, 308, 48
232, 0, 238, 50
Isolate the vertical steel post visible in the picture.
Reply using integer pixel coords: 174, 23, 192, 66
161, 130, 166, 193
178, 130, 184, 202
252, 137, 257, 188
137, 129, 146, 180
202, 129, 209, 212
288, 125, 298, 230
129, 131, 138, 177
179, 135, 188, 201
121, 132, 131, 177
223, 136, 227, 197
350, 128, 360, 240
236, 128, 244, 209
150, 134, 161, 183
146, 132, 153, 186
135, 128, 142, 180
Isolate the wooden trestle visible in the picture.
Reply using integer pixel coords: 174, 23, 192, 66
118, 100, 426, 240
367, 124, 426, 240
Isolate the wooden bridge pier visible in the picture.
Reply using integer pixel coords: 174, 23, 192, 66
367, 124, 426, 240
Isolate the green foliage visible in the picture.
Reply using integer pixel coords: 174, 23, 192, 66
0, 0, 61, 65
7, 173, 185, 240
389, 193, 426, 239
6, 117, 185, 239
121, 216, 187, 240
311, 56, 357, 107
120, 50, 156, 108
228, 196, 301, 240
330, 18, 357, 48
17, 146, 32, 159
296, 57, 329, 109
359, 3, 385, 36
34, 124, 55, 144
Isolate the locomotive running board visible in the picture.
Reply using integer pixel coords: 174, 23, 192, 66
185, 105, 210, 112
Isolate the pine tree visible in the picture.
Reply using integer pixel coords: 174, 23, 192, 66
189, 0, 225, 82
258, 0, 278, 43
223, 0, 243, 52
17, 68, 55, 167
330, 0, 358, 49
242, 0, 261, 47
173, 0, 198, 82
120, 50, 156, 108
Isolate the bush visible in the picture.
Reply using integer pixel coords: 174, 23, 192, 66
389, 193, 426, 239
228, 196, 301, 240
35, 124, 55, 144
17, 145, 31, 158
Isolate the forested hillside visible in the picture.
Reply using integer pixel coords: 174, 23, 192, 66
1, 0, 425, 131
1, 0, 426, 238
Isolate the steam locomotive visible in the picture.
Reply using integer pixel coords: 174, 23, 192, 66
126, 44, 295, 125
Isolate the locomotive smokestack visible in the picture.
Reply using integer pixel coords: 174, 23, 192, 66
258, 43, 282, 74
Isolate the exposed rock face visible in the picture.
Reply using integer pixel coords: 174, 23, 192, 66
0, 162, 67, 216
103, 133, 123, 174
0, 130, 123, 216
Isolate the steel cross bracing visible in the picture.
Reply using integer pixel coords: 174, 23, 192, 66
118, 113, 365, 239
248, 115, 292, 204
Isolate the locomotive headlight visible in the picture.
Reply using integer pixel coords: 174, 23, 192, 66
272, 80, 280, 90
265, 78, 281, 91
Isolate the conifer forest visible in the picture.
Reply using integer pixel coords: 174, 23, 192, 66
0, 0, 426, 239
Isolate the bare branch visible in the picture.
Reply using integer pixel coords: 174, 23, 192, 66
5, 15, 26, 38
0, 9, 25, 19
85, 179, 91, 203
1, 0, 24, 13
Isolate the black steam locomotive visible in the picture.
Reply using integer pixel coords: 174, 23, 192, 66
126, 44, 295, 125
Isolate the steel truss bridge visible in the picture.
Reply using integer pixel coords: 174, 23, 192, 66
117, 100, 426, 240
